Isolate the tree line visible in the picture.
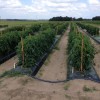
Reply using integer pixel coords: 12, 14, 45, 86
49, 16, 100, 21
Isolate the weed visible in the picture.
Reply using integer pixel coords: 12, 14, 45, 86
92, 86, 98, 91
54, 46, 60, 50
83, 85, 92, 92
64, 83, 70, 90
83, 85, 98, 92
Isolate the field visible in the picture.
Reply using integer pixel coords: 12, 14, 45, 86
0, 20, 100, 100
0, 20, 49, 27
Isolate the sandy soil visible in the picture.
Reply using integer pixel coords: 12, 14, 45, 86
0, 28, 100, 100
89, 38, 100, 78
0, 76, 100, 100
0, 28, 5, 31
0, 56, 18, 74
78, 27, 100, 78
36, 27, 70, 80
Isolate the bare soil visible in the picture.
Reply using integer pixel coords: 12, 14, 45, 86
0, 28, 100, 100
0, 56, 18, 74
0, 28, 5, 31
36, 27, 70, 80
90, 38, 100, 78
0, 76, 100, 100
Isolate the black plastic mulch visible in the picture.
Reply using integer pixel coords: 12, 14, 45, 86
67, 63, 100, 83
0, 52, 16, 64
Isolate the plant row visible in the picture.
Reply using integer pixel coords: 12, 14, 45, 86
0, 25, 8, 28
82, 21, 100, 25
17, 22, 69, 68
68, 23, 95, 71
0, 24, 42, 58
77, 22, 99, 36
0, 22, 69, 63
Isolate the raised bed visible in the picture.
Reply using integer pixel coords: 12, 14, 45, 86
14, 35, 61, 76
67, 62, 100, 83
66, 23, 100, 83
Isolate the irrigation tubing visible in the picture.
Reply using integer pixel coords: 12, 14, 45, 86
31, 75, 68, 83
28, 74, 100, 84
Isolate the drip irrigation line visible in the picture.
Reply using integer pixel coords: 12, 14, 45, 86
29, 75, 100, 84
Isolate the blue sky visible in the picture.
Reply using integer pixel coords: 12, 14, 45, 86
0, 0, 100, 19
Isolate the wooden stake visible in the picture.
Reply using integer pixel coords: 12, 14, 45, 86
14, 63, 16, 69
56, 26, 58, 35
72, 67, 74, 74
81, 33, 84, 72
21, 37, 24, 67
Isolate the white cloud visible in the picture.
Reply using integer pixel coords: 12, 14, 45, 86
0, 0, 100, 19
0, 0, 22, 8
0, 0, 46, 13
88, 0, 100, 5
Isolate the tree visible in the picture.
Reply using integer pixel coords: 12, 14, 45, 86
92, 16, 100, 20
76, 17, 83, 21
49, 16, 72, 21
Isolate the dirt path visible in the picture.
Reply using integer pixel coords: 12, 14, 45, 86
36, 27, 70, 80
78, 27, 100, 78
89, 38, 100, 78
0, 56, 18, 74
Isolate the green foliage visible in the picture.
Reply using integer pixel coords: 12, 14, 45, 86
77, 23, 99, 36
27, 24, 41, 35
17, 22, 69, 68
0, 22, 68, 66
68, 23, 95, 71
0, 31, 20, 56
56, 22, 69, 35
0, 25, 8, 28
39, 22, 68, 35
2, 26, 26, 34
17, 28, 56, 68
0, 23, 42, 58
83, 85, 97, 92
40, 23, 51, 31
64, 83, 70, 90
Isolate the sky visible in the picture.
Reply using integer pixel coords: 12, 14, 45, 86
0, 0, 100, 19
